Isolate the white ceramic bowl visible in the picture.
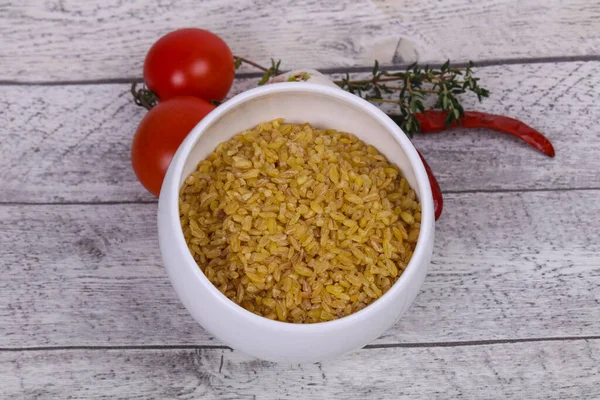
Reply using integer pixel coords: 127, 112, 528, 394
158, 82, 434, 363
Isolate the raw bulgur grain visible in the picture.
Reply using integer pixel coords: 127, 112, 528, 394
180, 120, 421, 323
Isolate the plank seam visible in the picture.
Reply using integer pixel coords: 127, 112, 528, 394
1, 55, 598, 86
443, 187, 600, 195
2, 336, 599, 352
1, 187, 598, 207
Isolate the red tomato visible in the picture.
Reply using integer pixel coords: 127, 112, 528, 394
144, 28, 235, 102
131, 97, 215, 197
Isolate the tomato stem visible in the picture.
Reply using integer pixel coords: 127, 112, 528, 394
131, 82, 160, 110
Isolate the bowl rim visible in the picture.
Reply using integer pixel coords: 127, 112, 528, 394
160, 82, 434, 332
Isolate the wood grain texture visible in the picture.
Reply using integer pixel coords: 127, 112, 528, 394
1, 0, 600, 82
2, 1, 600, 396
2, 340, 600, 399
2, 190, 599, 347
1, 61, 599, 203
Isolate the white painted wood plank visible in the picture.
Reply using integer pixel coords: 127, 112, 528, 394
2, 341, 599, 399
2, 190, 599, 347
1, 61, 599, 203
1, 0, 599, 82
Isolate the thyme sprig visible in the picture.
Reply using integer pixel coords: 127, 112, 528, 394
335, 60, 489, 136
234, 56, 282, 86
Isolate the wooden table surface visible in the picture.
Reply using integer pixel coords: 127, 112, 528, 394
1, 1, 600, 398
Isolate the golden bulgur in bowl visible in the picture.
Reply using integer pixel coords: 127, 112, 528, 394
179, 119, 421, 323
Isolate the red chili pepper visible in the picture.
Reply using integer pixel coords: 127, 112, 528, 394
416, 150, 443, 221
415, 110, 555, 157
